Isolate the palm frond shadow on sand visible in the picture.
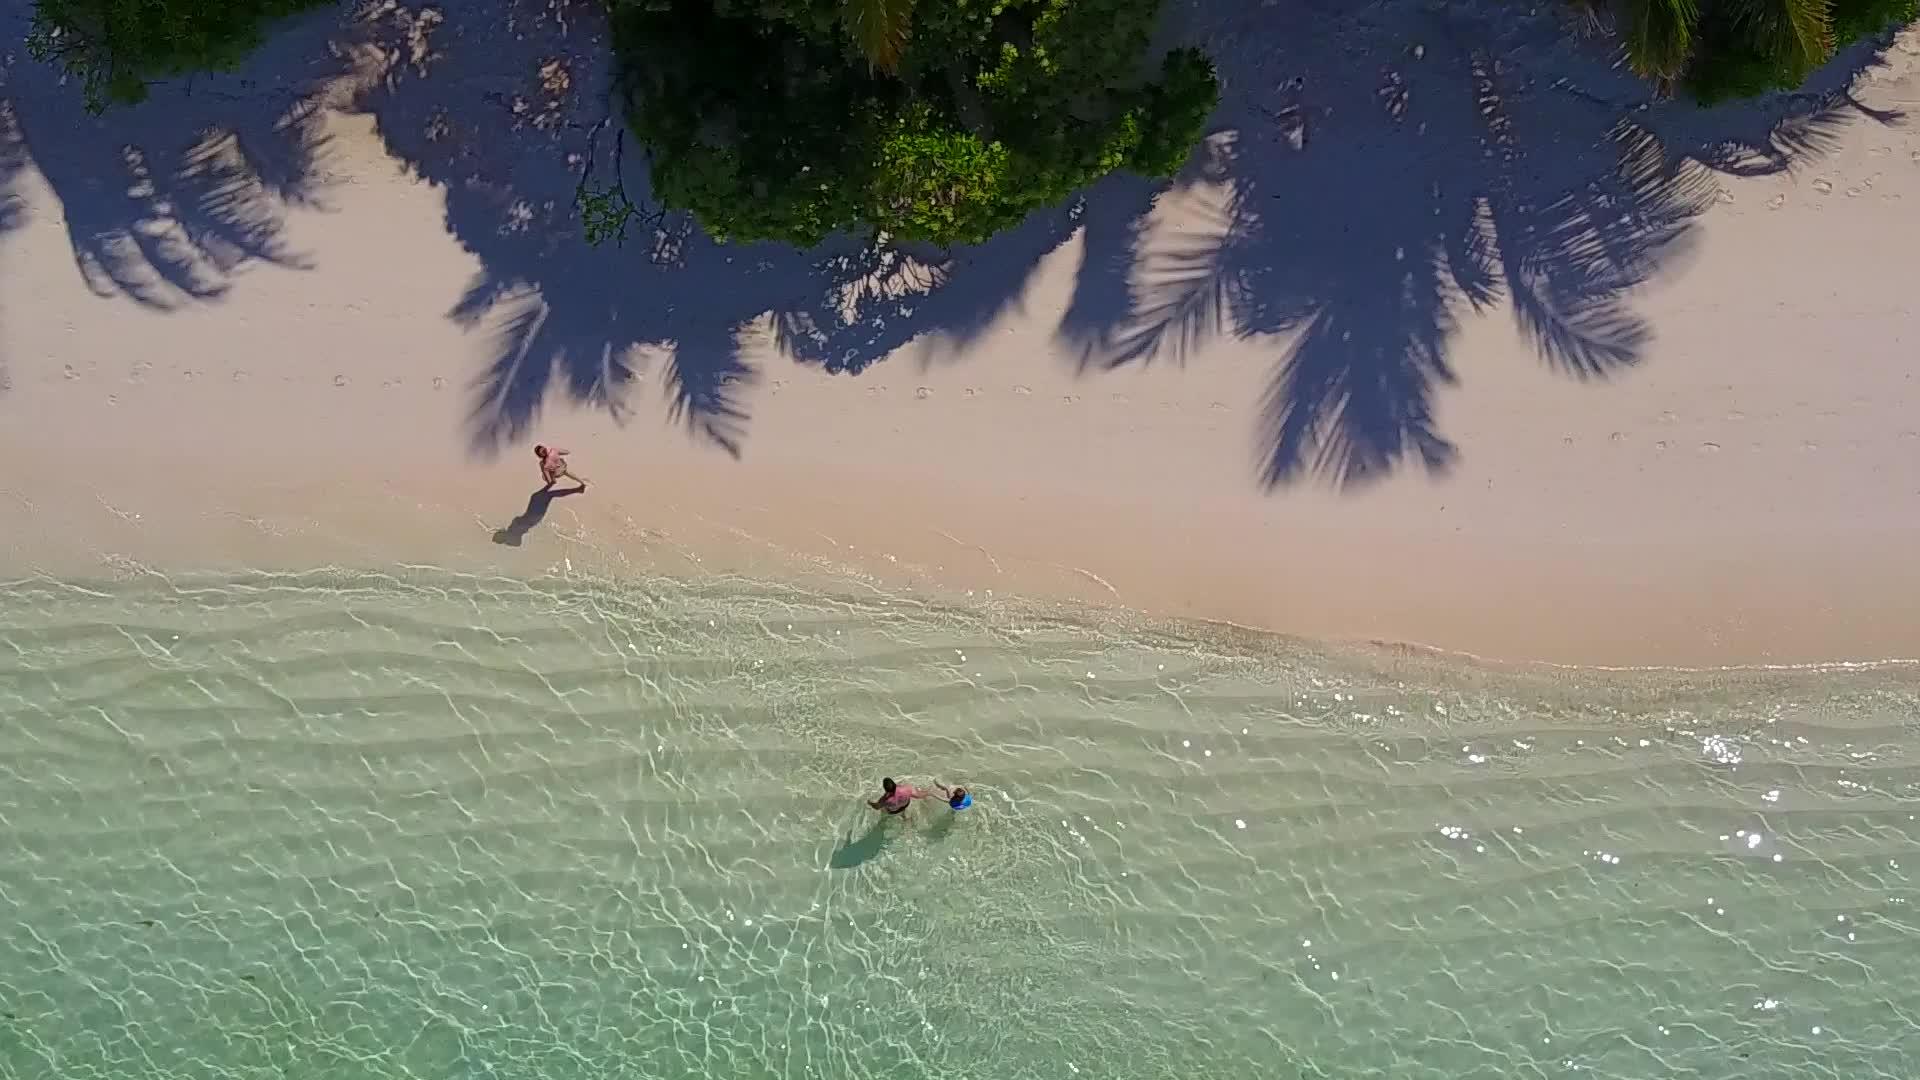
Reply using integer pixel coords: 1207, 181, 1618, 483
0, 0, 1053, 458
0, 90, 24, 397
0, 5, 334, 312
2, 0, 1896, 477
1056, 6, 1905, 490
328, 0, 1075, 461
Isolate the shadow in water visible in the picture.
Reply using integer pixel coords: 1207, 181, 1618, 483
492, 484, 584, 546
828, 815, 895, 870
925, 809, 962, 844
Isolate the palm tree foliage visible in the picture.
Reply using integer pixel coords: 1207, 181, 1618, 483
1624, 0, 1700, 81
1615, 0, 1914, 100
613, 0, 1219, 248
842, 0, 916, 71
26, 0, 334, 112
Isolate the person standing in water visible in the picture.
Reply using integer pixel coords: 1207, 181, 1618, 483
868, 777, 924, 815
534, 444, 587, 490
933, 782, 972, 810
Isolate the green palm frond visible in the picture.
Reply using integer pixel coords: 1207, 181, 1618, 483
1734, 0, 1835, 79
1622, 0, 1702, 80
842, 0, 916, 73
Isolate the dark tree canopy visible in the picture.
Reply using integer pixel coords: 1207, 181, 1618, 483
21, 0, 1914, 256
1614, 0, 1917, 102
612, 0, 1221, 248
27, 0, 335, 112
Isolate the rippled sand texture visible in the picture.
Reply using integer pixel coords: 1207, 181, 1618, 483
2, 570, 1917, 1080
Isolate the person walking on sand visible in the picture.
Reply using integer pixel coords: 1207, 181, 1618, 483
534, 444, 587, 490
868, 777, 925, 815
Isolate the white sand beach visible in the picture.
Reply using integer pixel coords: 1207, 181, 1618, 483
2, 0, 1918, 667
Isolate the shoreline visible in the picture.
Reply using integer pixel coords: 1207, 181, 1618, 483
7, 436, 1920, 671
4, 12, 1920, 670
12, 556, 1920, 691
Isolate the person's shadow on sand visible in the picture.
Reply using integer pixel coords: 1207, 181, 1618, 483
492, 484, 584, 546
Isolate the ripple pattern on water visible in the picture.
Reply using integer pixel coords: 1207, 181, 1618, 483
2, 568, 1918, 1079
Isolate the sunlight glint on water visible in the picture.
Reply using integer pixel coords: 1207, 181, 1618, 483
1, 569, 1917, 1080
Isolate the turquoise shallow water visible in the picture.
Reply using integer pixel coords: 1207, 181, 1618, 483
2, 569, 1918, 1080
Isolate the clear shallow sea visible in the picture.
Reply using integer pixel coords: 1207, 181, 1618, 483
2, 568, 1917, 1080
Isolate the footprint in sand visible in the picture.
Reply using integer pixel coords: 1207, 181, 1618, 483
1011, 385, 1032, 395
63, 364, 78, 380
1767, 194, 1786, 209
915, 387, 932, 399
1716, 188, 1735, 204
1811, 178, 1833, 194
1654, 440, 1669, 452
432, 376, 446, 390
334, 375, 348, 387
1726, 410, 1746, 421
1699, 442, 1721, 454
964, 387, 978, 397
